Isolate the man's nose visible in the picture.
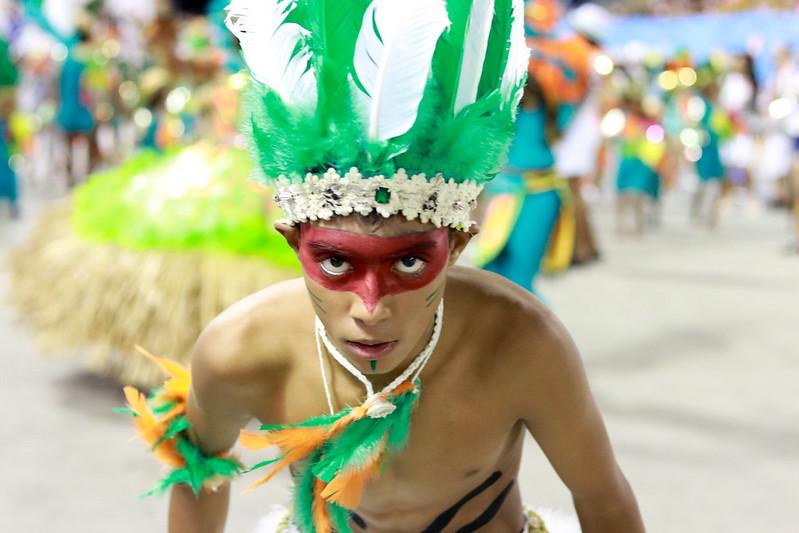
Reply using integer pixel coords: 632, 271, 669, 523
350, 270, 392, 324
350, 296, 392, 327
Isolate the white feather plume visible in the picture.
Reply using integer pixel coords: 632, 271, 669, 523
352, 0, 450, 141
453, 0, 495, 115
500, 0, 529, 103
225, 0, 317, 109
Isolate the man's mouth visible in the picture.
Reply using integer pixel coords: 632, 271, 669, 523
345, 340, 398, 360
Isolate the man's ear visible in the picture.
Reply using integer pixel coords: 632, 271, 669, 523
274, 222, 301, 252
448, 225, 479, 266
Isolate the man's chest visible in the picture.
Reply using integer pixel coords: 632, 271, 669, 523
276, 372, 523, 506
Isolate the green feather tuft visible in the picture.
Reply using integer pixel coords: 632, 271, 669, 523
142, 436, 243, 497
153, 416, 192, 450
293, 450, 321, 532
329, 502, 354, 533
311, 416, 392, 482
431, 0, 472, 113
259, 410, 348, 432
245, 457, 281, 473
238, 0, 523, 187
151, 400, 177, 415
477, 0, 514, 99
385, 386, 420, 452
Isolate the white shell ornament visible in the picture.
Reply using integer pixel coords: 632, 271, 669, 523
366, 398, 397, 418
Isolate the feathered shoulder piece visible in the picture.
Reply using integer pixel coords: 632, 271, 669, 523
225, 0, 528, 230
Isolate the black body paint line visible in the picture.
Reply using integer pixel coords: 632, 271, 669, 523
420, 471, 502, 532
351, 512, 367, 529
455, 480, 515, 533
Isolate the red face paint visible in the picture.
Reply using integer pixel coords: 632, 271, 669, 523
298, 225, 449, 312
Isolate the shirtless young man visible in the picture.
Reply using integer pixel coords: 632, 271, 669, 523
169, 213, 645, 532
134, 1, 645, 531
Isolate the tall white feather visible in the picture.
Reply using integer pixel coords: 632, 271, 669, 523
225, 0, 316, 109
453, 0, 495, 115
500, 0, 529, 103
352, 0, 450, 141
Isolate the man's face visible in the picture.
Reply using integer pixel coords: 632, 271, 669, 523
280, 216, 470, 375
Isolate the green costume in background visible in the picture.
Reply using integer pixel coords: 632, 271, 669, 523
695, 94, 726, 182
0, 38, 19, 213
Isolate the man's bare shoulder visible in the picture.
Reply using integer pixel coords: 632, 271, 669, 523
446, 266, 579, 377
191, 278, 311, 381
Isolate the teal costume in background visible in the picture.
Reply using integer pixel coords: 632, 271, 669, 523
0, 37, 18, 210
616, 141, 660, 199
56, 52, 94, 134
483, 107, 562, 294
0, 119, 17, 208
696, 95, 725, 182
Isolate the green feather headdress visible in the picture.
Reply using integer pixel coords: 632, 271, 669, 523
225, 0, 528, 229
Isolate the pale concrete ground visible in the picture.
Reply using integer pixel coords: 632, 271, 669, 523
1, 190, 797, 533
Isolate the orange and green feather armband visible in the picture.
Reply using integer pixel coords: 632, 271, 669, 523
118, 348, 243, 496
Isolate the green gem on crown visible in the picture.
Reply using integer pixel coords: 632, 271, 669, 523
375, 187, 391, 205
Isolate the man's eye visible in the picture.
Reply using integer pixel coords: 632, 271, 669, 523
320, 257, 351, 276
394, 256, 426, 275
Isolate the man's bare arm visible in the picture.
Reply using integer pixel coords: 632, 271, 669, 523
168, 320, 258, 533
517, 312, 645, 533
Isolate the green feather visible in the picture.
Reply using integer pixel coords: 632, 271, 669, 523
312, 387, 420, 483
329, 502, 353, 533
151, 400, 177, 415
311, 416, 392, 482
259, 410, 348, 432
477, 0, 513, 99
293, 450, 321, 532
385, 387, 420, 452
142, 437, 242, 497
432, 0, 473, 113
245, 457, 281, 473
426, 91, 516, 182
153, 416, 192, 450
296, 0, 370, 126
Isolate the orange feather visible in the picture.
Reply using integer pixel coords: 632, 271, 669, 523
241, 382, 415, 501
134, 345, 191, 400
124, 386, 185, 468
313, 478, 333, 533
321, 451, 383, 509
242, 429, 329, 493
238, 430, 275, 451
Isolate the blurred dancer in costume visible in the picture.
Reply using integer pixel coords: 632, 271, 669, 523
553, 3, 612, 265
20, 0, 98, 187
760, 46, 799, 250
690, 65, 730, 229
474, 0, 580, 296
758, 46, 796, 210
56, 21, 98, 187
0, 34, 18, 218
614, 91, 666, 235
718, 53, 759, 212
8, 14, 299, 386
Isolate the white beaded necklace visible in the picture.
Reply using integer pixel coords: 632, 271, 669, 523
315, 300, 444, 417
